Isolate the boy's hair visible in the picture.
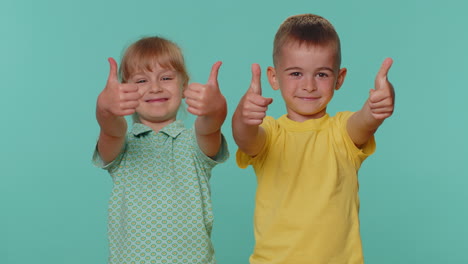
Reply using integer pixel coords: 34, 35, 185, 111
273, 14, 341, 68
120, 36, 189, 87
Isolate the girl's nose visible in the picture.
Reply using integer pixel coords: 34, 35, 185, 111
149, 83, 163, 93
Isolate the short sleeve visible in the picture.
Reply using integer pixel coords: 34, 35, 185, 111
91, 140, 127, 173
335, 111, 376, 165
191, 129, 229, 169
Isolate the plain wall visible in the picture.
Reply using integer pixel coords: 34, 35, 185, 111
2, 0, 467, 263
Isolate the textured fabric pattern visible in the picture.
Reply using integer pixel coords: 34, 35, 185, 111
93, 121, 228, 264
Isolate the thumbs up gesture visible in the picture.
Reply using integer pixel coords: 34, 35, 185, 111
368, 58, 395, 120
237, 64, 273, 126
184, 61, 226, 117
97, 58, 144, 117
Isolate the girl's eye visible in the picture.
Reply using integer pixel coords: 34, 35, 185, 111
136, 79, 147, 84
161, 76, 174, 81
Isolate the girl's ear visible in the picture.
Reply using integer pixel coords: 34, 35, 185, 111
267, 66, 280, 91
335, 67, 347, 91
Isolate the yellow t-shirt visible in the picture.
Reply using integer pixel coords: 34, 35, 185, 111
237, 112, 376, 264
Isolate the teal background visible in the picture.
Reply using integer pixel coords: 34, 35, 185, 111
2, 0, 467, 263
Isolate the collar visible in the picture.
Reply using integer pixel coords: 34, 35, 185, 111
278, 113, 330, 131
131, 120, 185, 138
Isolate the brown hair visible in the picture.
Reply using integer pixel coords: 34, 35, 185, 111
120, 36, 189, 87
273, 14, 341, 68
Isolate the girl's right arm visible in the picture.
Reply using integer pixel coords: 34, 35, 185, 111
232, 64, 273, 157
96, 58, 141, 164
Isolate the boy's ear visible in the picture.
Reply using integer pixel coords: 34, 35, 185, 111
267, 66, 280, 90
334, 67, 347, 91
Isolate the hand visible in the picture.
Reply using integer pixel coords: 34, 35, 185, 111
238, 64, 273, 126
368, 58, 395, 120
97, 58, 144, 116
184, 61, 226, 116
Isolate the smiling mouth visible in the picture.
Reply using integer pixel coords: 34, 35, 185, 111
145, 98, 168, 103
297, 96, 320, 101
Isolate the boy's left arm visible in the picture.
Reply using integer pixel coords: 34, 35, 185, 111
184, 61, 227, 157
347, 58, 395, 147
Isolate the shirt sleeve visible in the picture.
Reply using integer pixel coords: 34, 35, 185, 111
91, 139, 127, 174
335, 111, 376, 167
191, 128, 229, 169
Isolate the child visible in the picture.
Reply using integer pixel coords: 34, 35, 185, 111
93, 36, 229, 264
232, 14, 395, 263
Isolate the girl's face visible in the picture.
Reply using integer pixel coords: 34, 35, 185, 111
128, 62, 185, 127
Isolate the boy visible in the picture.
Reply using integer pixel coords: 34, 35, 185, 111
232, 14, 395, 263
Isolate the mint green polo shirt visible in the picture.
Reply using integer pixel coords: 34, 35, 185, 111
93, 120, 229, 264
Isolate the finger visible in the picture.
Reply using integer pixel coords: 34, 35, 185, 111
375, 58, 393, 89
121, 83, 139, 93
120, 91, 142, 101
249, 63, 262, 95
249, 94, 273, 107
183, 89, 200, 100
120, 101, 140, 110
207, 61, 222, 85
185, 98, 202, 109
245, 118, 265, 126
107, 57, 119, 84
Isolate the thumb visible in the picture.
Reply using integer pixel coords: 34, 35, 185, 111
207, 61, 222, 86
375, 57, 393, 90
107, 57, 119, 84
249, 63, 262, 95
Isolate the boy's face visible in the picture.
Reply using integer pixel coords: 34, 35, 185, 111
128, 62, 185, 125
268, 43, 346, 122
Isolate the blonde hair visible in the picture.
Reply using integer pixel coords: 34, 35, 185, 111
119, 36, 189, 123
273, 14, 341, 68
120, 36, 189, 87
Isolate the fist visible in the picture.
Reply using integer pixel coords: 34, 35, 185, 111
97, 58, 145, 116
368, 58, 395, 120
184, 61, 226, 116
238, 63, 273, 126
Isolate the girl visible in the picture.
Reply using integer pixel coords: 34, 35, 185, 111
93, 36, 229, 264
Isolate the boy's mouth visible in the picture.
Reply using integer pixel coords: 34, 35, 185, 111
297, 96, 320, 101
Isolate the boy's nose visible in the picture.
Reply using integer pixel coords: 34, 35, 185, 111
302, 77, 317, 92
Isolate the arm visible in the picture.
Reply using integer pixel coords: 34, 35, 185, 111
347, 58, 395, 147
96, 58, 142, 163
184, 62, 227, 157
232, 64, 273, 157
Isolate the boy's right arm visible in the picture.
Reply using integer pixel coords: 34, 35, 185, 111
96, 58, 142, 164
232, 64, 273, 157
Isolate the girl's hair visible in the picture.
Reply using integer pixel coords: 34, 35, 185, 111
119, 36, 189, 87
119, 36, 189, 123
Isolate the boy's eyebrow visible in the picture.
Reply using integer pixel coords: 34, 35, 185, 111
284, 66, 335, 72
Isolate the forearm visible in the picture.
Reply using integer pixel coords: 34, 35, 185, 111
232, 109, 264, 157
194, 101, 227, 136
348, 103, 384, 147
96, 106, 128, 138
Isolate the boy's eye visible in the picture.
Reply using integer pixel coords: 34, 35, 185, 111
136, 79, 147, 84
290, 72, 302, 77
317, 72, 329, 78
